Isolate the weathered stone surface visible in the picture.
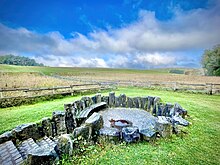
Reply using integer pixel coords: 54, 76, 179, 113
157, 103, 164, 116
91, 96, 97, 104
64, 104, 77, 134
126, 97, 134, 108
0, 141, 24, 165
81, 96, 93, 108
147, 96, 155, 113
80, 100, 86, 110
52, 111, 66, 136
141, 97, 148, 110
153, 97, 161, 115
119, 94, 127, 107
109, 92, 115, 107
57, 134, 74, 156
133, 97, 141, 108
95, 93, 102, 103
27, 147, 56, 165
12, 123, 41, 141
122, 126, 140, 143
101, 96, 109, 105
0, 131, 13, 144
85, 113, 104, 133
99, 127, 120, 143
73, 100, 81, 114
114, 96, 120, 107
173, 103, 188, 118
163, 103, 173, 117
73, 125, 91, 141
172, 115, 189, 126
37, 136, 57, 154
140, 128, 156, 141
156, 116, 172, 138
41, 118, 53, 138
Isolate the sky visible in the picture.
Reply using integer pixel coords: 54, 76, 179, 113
0, 0, 220, 69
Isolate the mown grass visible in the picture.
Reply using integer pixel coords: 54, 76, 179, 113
0, 87, 219, 164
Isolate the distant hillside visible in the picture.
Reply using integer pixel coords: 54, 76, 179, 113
0, 55, 44, 66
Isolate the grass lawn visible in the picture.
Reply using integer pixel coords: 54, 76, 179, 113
0, 87, 219, 164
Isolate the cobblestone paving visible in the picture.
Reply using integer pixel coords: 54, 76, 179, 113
0, 141, 23, 165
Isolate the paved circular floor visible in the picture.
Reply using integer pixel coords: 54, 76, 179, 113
99, 108, 157, 131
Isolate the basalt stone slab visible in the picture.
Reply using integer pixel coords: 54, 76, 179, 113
109, 92, 115, 107
99, 127, 120, 143
173, 103, 188, 118
57, 134, 74, 156
80, 100, 86, 110
0, 131, 13, 144
85, 113, 104, 133
163, 103, 173, 117
52, 111, 66, 136
157, 103, 164, 116
141, 97, 148, 110
156, 116, 172, 138
12, 123, 41, 141
133, 97, 141, 108
91, 96, 97, 104
0, 141, 24, 165
101, 96, 109, 105
73, 100, 82, 114
114, 96, 120, 107
81, 96, 93, 108
119, 94, 127, 107
153, 97, 161, 115
64, 104, 77, 134
140, 128, 156, 141
73, 125, 91, 141
27, 147, 56, 165
95, 93, 102, 103
147, 96, 155, 113
122, 126, 140, 143
172, 115, 189, 126
126, 97, 134, 108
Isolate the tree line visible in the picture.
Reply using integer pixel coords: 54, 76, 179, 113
202, 45, 220, 76
0, 54, 44, 66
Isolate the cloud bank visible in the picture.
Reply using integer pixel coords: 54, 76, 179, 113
0, 1, 220, 68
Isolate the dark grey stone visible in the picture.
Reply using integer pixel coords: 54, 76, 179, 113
172, 115, 189, 126
119, 94, 127, 107
95, 93, 102, 103
101, 96, 109, 105
52, 111, 66, 136
156, 116, 172, 137
133, 97, 141, 108
12, 123, 41, 141
115, 96, 120, 107
126, 97, 134, 108
140, 128, 156, 141
147, 96, 155, 113
153, 97, 161, 115
122, 126, 140, 143
41, 118, 53, 137
73, 125, 91, 141
109, 92, 115, 107
57, 134, 74, 156
0, 131, 13, 144
141, 97, 148, 110
73, 100, 82, 114
163, 103, 173, 117
99, 127, 120, 143
64, 104, 77, 134
91, 96, 97, 104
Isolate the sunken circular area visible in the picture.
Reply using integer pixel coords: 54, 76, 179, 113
99, 108, 157, 131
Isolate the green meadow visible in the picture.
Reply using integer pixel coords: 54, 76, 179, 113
0, 87, 219, 164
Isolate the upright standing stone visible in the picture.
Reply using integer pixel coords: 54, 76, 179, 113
73, 100, 81, 115
57, 134, 74, 156
41, 118, 53, 137
126, 97, 134, 108
109, 92, 115, 107
147, 96, 155, 113
133, 97, 141, 108
101, 96, 109, 105
52, 111, 66, 136
163, 103, 173, 117
95, 93, 102, 103
153, 97, 161, 115
80, 100, 86, 110
156, 116, 172, 138
157, 103, 164, 116
64, 104, 77, 134
141, 97, 148, 110
115, 96, 120, 107
119, 94, 127, 107
91, 96, 97, 104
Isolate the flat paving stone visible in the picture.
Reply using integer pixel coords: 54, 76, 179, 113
99, 108, 157, 131
0, 141, 24, 165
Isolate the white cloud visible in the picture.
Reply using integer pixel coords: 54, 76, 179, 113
0, 0, 220, 68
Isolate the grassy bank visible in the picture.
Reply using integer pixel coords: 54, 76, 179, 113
0, 87, 219, 164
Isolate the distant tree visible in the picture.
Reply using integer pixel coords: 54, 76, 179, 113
202, 45, 220, 76
0, 54, 44, 66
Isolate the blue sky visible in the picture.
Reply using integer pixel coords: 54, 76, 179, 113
0, 0, 220, 68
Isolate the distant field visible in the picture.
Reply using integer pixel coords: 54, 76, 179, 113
0, 65, 219, 90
